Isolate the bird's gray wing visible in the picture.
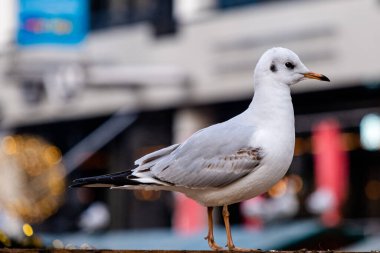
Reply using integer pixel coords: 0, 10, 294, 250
135, 143, 180, 166
133, 121, 264, 188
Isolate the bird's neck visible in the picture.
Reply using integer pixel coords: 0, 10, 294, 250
248, 79, 294, 126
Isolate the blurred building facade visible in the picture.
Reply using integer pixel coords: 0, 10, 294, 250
0, 0, 380, 235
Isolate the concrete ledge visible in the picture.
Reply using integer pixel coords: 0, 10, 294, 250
0, 250, 374, 253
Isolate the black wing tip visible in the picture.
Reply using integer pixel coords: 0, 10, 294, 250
69, 178, 88, 188
69, 170, 138, 188
69, 178, 98, 188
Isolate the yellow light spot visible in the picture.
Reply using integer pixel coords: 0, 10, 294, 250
268, 179, 287, 198
0, 231, 11, 247
0, 135, 66, 223
22, 223, 33, 237
43, 146, 62, 166
1, 136, 18, 155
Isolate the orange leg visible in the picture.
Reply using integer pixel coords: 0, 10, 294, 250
205, 207, 223, 250
223, 205, 256, 252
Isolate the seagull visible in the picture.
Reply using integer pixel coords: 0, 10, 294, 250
71, 47, 330, 251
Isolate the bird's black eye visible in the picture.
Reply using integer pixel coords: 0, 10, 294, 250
270, 63, 277, 72
285, 62, 295, 70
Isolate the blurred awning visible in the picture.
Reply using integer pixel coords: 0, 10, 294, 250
3, 0, 380, 127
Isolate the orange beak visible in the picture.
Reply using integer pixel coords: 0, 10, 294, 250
303, 72, 330, 82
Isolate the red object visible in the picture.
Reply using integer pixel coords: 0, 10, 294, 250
173, 193, 206, 235
241, 196, 264, 230
312, 119, 349, 226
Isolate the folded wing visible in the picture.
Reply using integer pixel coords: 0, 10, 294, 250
132, 122, 264, 188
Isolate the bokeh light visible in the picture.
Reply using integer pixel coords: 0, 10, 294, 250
22, 224, 33, 237
360, 114, 380, 151
0, 135, 66, 224
268, 178, 287, 198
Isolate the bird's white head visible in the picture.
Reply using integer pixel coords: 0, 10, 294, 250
254, 47, 330, 87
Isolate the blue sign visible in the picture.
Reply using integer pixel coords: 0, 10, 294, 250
18, 0, 88, 45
